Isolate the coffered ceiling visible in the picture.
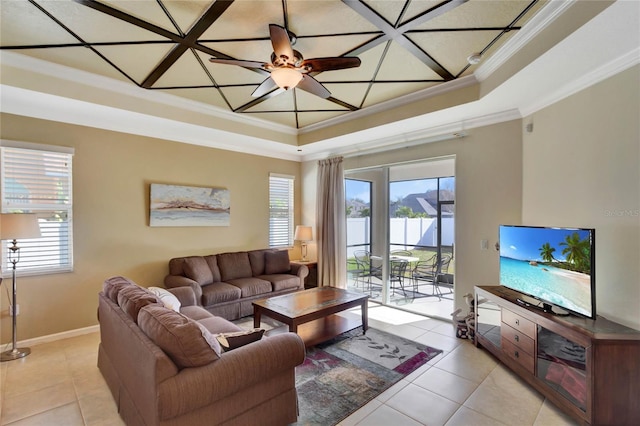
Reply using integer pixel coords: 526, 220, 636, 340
1, 1, 638, 160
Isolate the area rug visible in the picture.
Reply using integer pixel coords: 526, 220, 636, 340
293, 328, 443, 425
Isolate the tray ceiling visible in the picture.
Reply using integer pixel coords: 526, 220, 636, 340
1, 0, 547, 129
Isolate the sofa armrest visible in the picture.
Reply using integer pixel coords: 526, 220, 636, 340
166, 286, 197, 307
164, 275, 203, 302
290, 263, 309, 280
156, 333, 305, 420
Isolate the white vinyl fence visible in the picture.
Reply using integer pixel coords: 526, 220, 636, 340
347, 217, 454, 258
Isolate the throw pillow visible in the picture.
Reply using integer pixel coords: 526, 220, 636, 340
216, 328, 265, 352
117, 285, 161, 323
264, 250, 291, 274
148, 287, 181, 312
138, 305, 221, 369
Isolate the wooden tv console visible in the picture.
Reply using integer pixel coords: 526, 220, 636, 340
474, 286, 640, 425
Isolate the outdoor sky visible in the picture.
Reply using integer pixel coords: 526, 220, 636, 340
499, 226, 592, 262
345, 177, 454, 202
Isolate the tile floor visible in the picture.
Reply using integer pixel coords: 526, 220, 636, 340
0, 304, 579, 425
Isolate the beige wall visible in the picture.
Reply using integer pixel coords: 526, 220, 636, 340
522, 65, 640, 329
307, 119, 524, 313
0, 114, 301, 342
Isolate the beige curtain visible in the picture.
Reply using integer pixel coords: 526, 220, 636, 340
316, 157, 347, 288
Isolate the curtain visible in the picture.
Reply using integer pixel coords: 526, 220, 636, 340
316, 156, 347, 288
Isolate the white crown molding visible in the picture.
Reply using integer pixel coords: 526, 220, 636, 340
301, 108, 523, 162
1, 84, 303, 161
475, 0, 576, 82
299, 75, 479, 135
520, 47, 640, 117
0, 51, 298, 136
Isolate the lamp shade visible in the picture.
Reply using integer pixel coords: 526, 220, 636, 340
294, 225, 313, 242
0, 214, 41, 240
270, 67, 303, 90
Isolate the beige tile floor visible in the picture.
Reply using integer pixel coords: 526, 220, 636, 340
0, 305, 579, 426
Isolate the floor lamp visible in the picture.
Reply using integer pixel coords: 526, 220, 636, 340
1, 213, 41, 362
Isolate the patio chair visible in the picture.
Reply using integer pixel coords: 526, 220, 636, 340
434, 254, 454, 299
390, 258, 410, 297
352, 250, 371, 290
411, 254, 438, 297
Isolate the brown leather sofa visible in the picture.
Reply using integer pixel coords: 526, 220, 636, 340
98, 276, 305, 426
164, 249, 308, 320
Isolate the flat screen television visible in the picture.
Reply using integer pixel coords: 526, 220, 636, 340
499, 225, 596, 318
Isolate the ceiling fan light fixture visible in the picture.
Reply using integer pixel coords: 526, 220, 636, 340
271, 67, 303, 90
467, 53, 482, 65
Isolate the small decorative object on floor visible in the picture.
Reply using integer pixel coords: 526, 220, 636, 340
294, 327, 442, 425
451, 292, 476, 340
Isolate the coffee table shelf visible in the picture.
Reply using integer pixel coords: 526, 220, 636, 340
253, 287, 368, 347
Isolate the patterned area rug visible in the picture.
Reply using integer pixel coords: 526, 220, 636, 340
294, 328, 443, 425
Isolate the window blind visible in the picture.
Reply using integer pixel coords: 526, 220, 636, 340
1, 146, 73, 275
269, 174, 294, 248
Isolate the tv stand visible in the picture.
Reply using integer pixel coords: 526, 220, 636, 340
475, 285, 640, 425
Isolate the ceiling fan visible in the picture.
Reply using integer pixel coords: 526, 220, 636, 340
209, 24, 361, 99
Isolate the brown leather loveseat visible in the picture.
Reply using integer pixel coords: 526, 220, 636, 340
164, 249, 308, 320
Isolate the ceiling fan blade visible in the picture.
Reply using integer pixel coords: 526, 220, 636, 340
209, 58, 267, 69
296, 75, 331, 99
269, 24, 295, 63
251, 76, 279, 98
301, 57, 361, 72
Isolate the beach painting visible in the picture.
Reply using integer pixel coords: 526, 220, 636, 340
150, 184, 230, 227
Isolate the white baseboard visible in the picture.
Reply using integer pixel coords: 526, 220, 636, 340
16, 325, 100, 347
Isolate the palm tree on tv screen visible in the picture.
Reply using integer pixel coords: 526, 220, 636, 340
560, 232, 591, 274
539, 243, 556, 263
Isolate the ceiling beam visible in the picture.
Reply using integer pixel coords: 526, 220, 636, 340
342, 0, 469, 80
73, 0, 266, 88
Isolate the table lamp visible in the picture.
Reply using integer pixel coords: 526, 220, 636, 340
294, 226, 313, 262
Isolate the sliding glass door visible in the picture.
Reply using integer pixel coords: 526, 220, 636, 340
345, 158, 455, 319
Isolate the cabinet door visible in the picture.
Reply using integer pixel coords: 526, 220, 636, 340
536, 325, 587, 412
476, 295, 502, 348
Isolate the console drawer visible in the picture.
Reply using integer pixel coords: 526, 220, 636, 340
502, 323, 535, 355
502, 309, 535, 338
502, 338, 535, 374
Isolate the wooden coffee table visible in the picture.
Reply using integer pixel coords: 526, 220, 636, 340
253, 287, 369, 347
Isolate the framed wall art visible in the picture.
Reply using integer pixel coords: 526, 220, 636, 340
150, 183, 230, 227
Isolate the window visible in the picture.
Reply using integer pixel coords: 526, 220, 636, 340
1, 142, 74, 275
268, 173, 294, 248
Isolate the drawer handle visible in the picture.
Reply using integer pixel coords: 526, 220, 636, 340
514, 350, 519, 358
515, 335, 520, 342
515, 319, 520, 326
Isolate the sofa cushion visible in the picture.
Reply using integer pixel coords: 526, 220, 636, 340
103, 276, 135, 303
248, 249, 268, 276
197, 316, 243, 335
217, 252, 252, 281
117, 285, 161, 323
138, 305, 221, 369
183, 257, 214, 285
262, 274, 301, 292
204, 255, 222, 283
202, 282, 241, 306
227, 277, 272, 297
264, 250, 291, 275
148, 287, 181, 312
216, 329, 265, 352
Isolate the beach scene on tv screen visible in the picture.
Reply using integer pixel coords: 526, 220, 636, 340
500, 227, 592, 316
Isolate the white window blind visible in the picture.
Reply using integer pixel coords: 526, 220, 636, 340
1, 145, 73, 275
269, 174, 294, 248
